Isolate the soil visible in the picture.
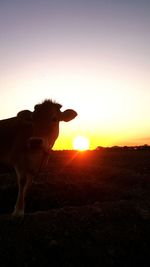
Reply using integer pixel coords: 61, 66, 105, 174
0, 150, 150, 267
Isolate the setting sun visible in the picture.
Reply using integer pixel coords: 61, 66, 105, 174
73, 136, 90, 151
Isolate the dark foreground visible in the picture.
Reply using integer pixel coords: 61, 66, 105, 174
0, 150, 150, 267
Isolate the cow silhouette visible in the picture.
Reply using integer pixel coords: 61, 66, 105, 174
0, 99, 77, 217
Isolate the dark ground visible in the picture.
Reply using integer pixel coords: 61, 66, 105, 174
0, 150, 150, 267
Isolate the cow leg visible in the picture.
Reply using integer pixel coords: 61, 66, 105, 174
12, 171, 33, 217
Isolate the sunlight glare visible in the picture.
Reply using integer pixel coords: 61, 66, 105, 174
73, 136, 90, 151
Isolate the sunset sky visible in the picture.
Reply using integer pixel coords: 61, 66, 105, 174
0, 0, 150, 149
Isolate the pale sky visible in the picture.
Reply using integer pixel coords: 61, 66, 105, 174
0, 0, 150, 149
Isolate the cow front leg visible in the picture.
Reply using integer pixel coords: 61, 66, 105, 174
12, 172, 32, 217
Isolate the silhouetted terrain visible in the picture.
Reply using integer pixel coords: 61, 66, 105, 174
0, 150, 150, 266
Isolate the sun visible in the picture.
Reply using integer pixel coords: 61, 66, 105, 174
73, 136, 90, 151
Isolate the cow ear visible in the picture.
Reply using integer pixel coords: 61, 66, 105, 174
60, 109, 77, 122
34, 104, 40, 111
17, 110, 33, 121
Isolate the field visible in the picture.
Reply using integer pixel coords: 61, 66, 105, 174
0, 150, 150, 266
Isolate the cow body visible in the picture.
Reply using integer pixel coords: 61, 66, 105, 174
0, 100, 77, 216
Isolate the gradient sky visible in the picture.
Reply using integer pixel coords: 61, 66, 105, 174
0, 0, 150, 149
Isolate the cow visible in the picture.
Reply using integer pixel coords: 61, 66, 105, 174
0, 99, 77, 217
